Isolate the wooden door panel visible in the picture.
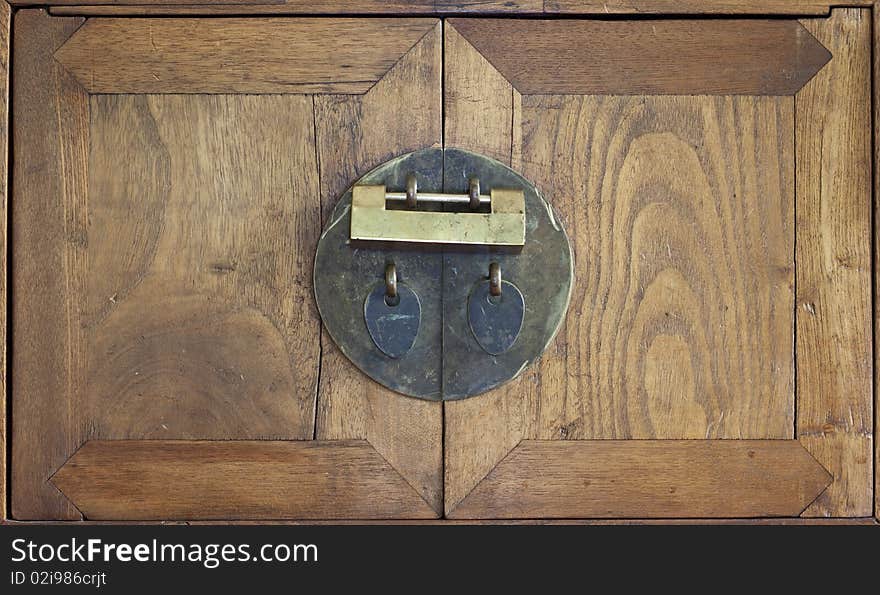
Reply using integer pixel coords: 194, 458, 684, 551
85, 94, 321, 440
517, 94, 795, 439
443, 10, 872, 518
10, 10, 442, 520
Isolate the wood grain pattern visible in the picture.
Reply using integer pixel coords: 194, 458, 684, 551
55, 18, 437, 94
448, 441, 832, 519
448, 19, 831, 96
545, 0, 860, 14
445, 93, 797, 513
10, 10, 87, 521
519, 96, 796, 441
47, 2, 539, 16
0, 1, 9, 522
11, 13, 442, 521
444, 23, 518, 166
4, 518, 875, 525
8, 5, 874, 524
51, 440, 437, 520
42, 1, 866, 17
84, 94, 321, 441
875, 5, 880, 524
795, 9, 873, 517
445, 378, 532, 516
445, 25, 794, 511
314, 23, 443, 516
131, 518, 880, 525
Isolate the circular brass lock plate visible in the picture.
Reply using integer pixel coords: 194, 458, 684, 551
314, 148, 572, 400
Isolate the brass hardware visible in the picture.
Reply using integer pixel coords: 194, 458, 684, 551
384, 262, 398, 301
469, 273, 524, 356
469, 177, 481, 210
489, 262, 502, 297
385, 190, 491, 206
350, 178, 525, 247
315, 148, 572, 400
405, 174, 418, 209
389, 175, 487, 206
365, 269, 421, 360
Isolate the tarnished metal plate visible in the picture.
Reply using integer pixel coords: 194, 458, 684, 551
442, 149, 572, 399
314, 148, 572, 400
314, 150, 443, 399
364, 281, 421, 359
468, 280, 524, 356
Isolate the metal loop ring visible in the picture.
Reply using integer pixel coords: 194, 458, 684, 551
489, 262, 502, 297
405, 174, 418, 209
468, 177, 481, 210
385, 262, 398, 299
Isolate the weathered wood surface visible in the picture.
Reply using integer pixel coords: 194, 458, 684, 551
522, 94, 796, 439
11, 12, 443, 520
448, 18, 830, 95
546, 0, 859, 14
875, 3, 880, 524
449, 440, 831, 519
444, 23, 520, 166
7, 4, 875, 523
43, 0, 866, 17
10, 10, 87, 520
55, 18, 437, 94
0, 0, 9, 522
444, 20, 805, 516
795, 9, 873, 517
51, 440, 437, 520
445, 82, 797, 515
84, 94, 322, 441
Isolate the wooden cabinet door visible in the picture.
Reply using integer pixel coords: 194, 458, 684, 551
6, 7, 873, 522
10, 11, 443, 520
442, 11, 872, 520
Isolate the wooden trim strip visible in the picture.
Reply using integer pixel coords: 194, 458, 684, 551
38, 1, 870, 18
448, 18, 831, 96
50, 440, 440, 520
447, 440, 832, 520
54, 17, 439, 95
0, 0, 9, 523
3, 518, 876, 526
545, 1, 863, 15
10, 9, 87, 521
874, 4, 880, 524
795, 9, 873, 517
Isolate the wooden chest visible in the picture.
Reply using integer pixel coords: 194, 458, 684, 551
1, 0, 877, 523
